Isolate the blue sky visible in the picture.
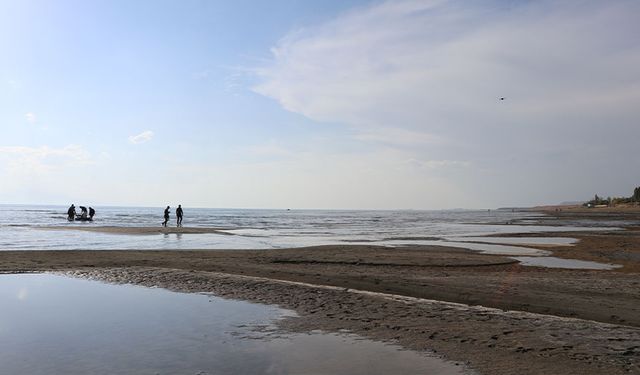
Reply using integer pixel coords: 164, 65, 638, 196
1, 0, 639, 209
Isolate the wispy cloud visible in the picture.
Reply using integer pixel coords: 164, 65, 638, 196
254, 0, 640, 135
252, 0, 640, 204
192, 69, 211, 80
128, 130, 154, 144
0, 144, 92, 173
8, 79, 22, 89
24, 113, 36, 124
354, 127, 442, 146
0, 145, 95, 203
403, 158, 470, 169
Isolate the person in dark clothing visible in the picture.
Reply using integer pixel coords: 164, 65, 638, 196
176, 205, 183, 227
163, 206, 170, 227
67, 204, 76, 221
89, 207, 95, 220
79, 206, 88, 219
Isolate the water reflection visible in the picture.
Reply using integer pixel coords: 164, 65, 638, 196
0, 274, 467, 375
444, 236, 578, 246
511, 257, 621, 270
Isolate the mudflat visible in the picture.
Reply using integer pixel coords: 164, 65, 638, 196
2, 208, 640, 375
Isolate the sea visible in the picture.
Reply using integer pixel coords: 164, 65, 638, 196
0, 204, 625, 251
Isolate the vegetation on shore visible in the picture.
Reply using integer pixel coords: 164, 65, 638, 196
585, 186, 640, 207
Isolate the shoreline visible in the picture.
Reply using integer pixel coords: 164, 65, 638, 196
60, 263, 639, 375
1, 208, 639, 374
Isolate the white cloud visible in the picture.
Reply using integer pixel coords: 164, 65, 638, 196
255, 1, 640, 133
403, 158, 470, 169
192, 69, 211, 80
0, 144, 91, 162
354, 127, 442, 146
128, 130, 154, 144
0, 144, 97, 203
24, 113, 36, 123
8, 79, 22, 89
252, 0, 640, 206
161, 146, 469, 209
0, 144, 92, 171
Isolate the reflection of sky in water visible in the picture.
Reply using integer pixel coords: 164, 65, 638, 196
0, 274, 466, 375
512, 257, 622, 270
443, 237, 578, 246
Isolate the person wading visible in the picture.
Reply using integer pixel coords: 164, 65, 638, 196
176, 205, 183, 227
67, 204, 76, 221
163, 206, 170, 227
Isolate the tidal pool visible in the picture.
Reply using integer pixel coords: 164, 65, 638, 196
511, 257, 622, 270
0, 274, 467, 375
443, 236, 578, 246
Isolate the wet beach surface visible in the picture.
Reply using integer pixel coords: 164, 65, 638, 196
0, 205, 625, 251
0, 273, 467, 375
1, 207, 640, 374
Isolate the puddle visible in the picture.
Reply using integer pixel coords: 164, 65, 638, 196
444, 237, 578, 247
512, 257, 622, 270
394, 240, 551, 256
0, 274, 467, 375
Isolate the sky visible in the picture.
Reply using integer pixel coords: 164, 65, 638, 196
1, 0, 639, 209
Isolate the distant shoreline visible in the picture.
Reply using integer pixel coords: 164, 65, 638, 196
532, 203, 640, 213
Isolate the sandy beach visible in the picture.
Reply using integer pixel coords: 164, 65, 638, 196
4, 0, 639, 372
2, 208, 640, 374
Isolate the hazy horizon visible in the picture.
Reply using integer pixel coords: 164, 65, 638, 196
2, 0, 638, 209
0, 199, 587, 211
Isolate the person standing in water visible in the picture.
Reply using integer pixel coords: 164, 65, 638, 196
67, 204, 76, 221
163, 206, 170, 227
89, 207, 95, 220
176, 204, 183, 227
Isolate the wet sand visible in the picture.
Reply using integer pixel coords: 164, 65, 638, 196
2, 207, 640, 374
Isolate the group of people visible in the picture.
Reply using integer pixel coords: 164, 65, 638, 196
65, 203, 184, 226
163, 204, 184, 227
67, 204, 95, 221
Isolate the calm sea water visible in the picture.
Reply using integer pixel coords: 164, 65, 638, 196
0, 204, 622, 251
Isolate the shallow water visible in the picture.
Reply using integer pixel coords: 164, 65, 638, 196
378, 240, 551, 256
444, 237, 578, 246
511, 257, 622, 270
0, 273, 467, 375
0, 205, 623, 250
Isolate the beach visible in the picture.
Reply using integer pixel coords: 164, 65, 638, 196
4, 0, 639, 372
1, 207, 639, 374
